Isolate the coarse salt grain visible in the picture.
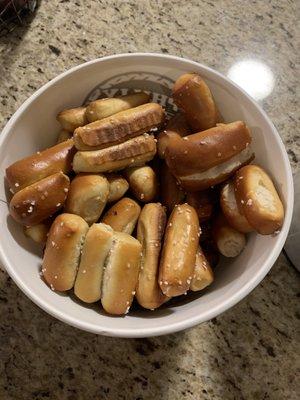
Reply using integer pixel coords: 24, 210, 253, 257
54, 275, 58, 279
64, 188, 69, 193
28, 206, 33, 213
246, 199, 253, 206
15, 183, 19, 187
272, 230, 281, 236
56, 203, 61, 207
82, 270, 86, 274
241, 200, 245, 204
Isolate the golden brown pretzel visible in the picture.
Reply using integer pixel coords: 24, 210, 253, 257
74, 223, 114, 303
85, 92, 150, 122
106, 173, 129, 203
234, 165, 284, 234
165, 121, 254, 191
9, 172, 70, 226
212, 213, 246, 257
42, 213, 89, 291
136, 203, 168, 309
220, 180, 253, 233
159, 204, 200, 296
24, 222, 50, 244
172, 73, 222, 131
64, 174, 109, 225
101, 197, 141, 234
73, 134, 157, 173
56, 106, 87, 132
101, 232, 142, 315
6, 139, 75, 193
74, 103, 164, 150
190, 246, 214, 291
124, 165, 158, 202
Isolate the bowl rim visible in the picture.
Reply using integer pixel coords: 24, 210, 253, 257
0, 53, 294, 337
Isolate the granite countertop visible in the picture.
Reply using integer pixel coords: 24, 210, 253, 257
0, 1, 299, 399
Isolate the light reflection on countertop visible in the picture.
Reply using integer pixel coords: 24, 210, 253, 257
227, 59, 275, 101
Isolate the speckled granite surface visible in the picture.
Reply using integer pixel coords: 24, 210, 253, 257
0, 1, 299, 399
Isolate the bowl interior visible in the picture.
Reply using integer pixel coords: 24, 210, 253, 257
0, 54, 293, 337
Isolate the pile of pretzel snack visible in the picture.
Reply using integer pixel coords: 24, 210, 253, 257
6, 73, 285, 315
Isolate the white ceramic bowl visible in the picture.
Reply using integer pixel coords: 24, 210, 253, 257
0, 54, 293, 338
